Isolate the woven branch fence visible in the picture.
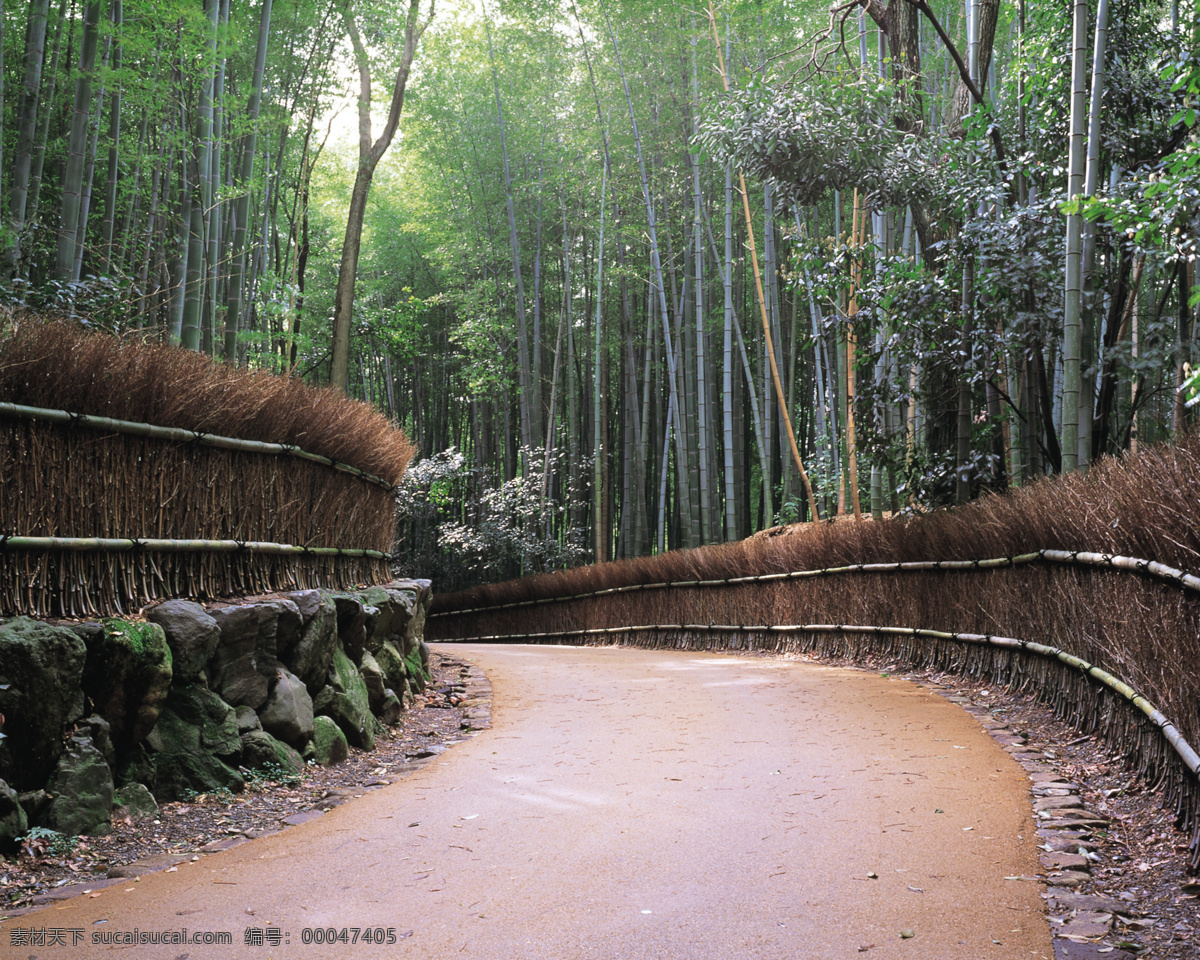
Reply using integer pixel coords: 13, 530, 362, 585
0, 404, 401, 618
0, 322, 416, 617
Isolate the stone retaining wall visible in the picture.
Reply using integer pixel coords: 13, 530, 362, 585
0, 580, 431, 850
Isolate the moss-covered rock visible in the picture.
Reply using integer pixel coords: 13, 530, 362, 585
356, 586, 413, 655
115, 743, 155, 790
145, 601, 221, 684
79, 619, 172, 753
240, 730, 305, 778
374, 640, 407, 693
42, 734, 114, 836
0, 618, 87, 790
404, 649, 429, 694
358, 651, 387, 713
153, 752, 243, 800
284, 597, 338, 695
113, 782, 159, 820
145, 684, 243, 800
400, 582, 430, 657
258, 668, 313, 748
0, 779, 28, 854
313, 644, 374, 750
331, 595, 367, 665
207, 601, 299, 709
147, 684, 241, 759
235, 705, 262, 735
303, 716, 349, 766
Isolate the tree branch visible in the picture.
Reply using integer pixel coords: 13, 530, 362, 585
901, 0, 1009, 169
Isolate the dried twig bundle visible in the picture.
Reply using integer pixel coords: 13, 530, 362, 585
0, 322, 413, 616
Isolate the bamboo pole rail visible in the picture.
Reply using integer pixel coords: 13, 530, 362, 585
430, 548, 1200, 617
0, 535, 392, 560
0, 400, 398, 493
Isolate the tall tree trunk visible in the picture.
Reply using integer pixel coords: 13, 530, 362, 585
181, 0, 217, 351
99, 0, 122, 274
26, 0, 67, 238
206, 0, 230, 356
8, 0, 50, 273
692, 46, 711, 543
592, 159, 608, 562
484, 15, 533, 459
225, 0, 272, 359
1077, 0, 1110, 469
957, 254, 975, 503
330, 0, 434, 390
722, 159, 737, 541
1061, 0, 1089, 472
73, 41, 109, 282
54, 0, 102, 282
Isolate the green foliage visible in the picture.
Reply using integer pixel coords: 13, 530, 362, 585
1073, 44, 1199, 311
19, 827, 78, 860
696, 68, 936, 208
394, 447, 587, 592
403, 649, 428, 687
245, 761, 303, 789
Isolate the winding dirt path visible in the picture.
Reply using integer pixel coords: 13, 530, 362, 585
10, 645, 1051, 959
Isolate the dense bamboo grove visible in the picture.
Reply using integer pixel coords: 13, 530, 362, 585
384, 0, 1199, 585
0, 0, 1195, 588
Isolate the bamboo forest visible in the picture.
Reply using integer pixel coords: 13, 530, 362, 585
0, 0, 1197, 591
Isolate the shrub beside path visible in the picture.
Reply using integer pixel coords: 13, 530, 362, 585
7, 645, 1051, 959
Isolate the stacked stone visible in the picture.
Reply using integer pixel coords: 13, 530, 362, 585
0, 581, 431, 850
446, 662, 492, 732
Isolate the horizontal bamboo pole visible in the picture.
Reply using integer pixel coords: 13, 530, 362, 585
431, 548, 1200, 619
0, 401, 397, 493
0, 534, 391, 560
441, 620, 1200, 777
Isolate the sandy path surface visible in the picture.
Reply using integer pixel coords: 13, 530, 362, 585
10, 644, 1051, 959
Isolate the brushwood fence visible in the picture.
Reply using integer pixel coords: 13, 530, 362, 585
432, 544, 1200, 873
0, 403, 398, 618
